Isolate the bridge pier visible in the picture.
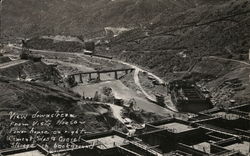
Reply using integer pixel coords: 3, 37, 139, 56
89, 73, 92, 81
72, 75, 75, 81
79, 74, 83, 83
115, 71, 118, 79
97, 73, 101, 81
69, 68, 135, 82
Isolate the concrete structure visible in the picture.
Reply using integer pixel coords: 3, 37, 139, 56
169, 80, 213, 113
2, 103, 250, 156
1, 121, 248, 156
69, 68, 134, 83
135, 118, 247, 156
199, 103, 250, 137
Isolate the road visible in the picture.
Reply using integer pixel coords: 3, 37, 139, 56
133, 68, 155, 102
106, 103, 123, 122
44, 59, 94, 76
116, 60, 158, 102
10, 45, 250, 68
0, 60, 28, 69
8, 45, 83, 56
73, 80, 173, 116
115, 60, 176, 112
9, 45, 176, 112
206, 56, 250, 67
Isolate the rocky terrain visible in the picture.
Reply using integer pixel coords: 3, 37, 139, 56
25, 36, 84, 52
0, 60, 61, 81
2, 0, 250, 106
102, 0, 250, 106
1, 0, 227, 41
0, 76, 124, 149
106, 0, 250, 70
0, 1, 250, 153
2, 0, 250, 104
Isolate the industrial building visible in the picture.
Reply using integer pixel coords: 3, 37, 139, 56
169, 80, 213, 113
1, 102, 249, 156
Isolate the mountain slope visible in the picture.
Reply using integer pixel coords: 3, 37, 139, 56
105, 0, 250, 74
97, 0, 250, 105
2, 0, 216, 40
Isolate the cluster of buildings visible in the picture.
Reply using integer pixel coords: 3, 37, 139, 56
1, 102, 249, 156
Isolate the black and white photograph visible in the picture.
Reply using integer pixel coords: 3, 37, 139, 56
0, 0, 249, 155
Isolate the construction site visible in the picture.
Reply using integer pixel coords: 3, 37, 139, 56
1, 0, 250, 155
169, 80, 213, 113
0, 102, 249, 156
0, 35, 249, 156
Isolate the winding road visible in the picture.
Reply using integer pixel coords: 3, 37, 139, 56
8, 44, 176, 112
206, 56, 250, 67
0, 59, 28, 69
116, 59, 177, 112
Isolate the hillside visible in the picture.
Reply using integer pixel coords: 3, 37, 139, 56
0, 77, 122, 149
1, 0, 221, 41
94, 0, 249, 71
107, 0, 250, 64
100, 0, 250, 105
2, 0, 250, 105
0, 60, 62, 81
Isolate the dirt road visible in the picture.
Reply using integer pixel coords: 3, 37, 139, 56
206, 56, 250, 67
0, 60, 28, 69
9, 45, 176, 112
73, 80, 173, 116
106, 103, 123, 122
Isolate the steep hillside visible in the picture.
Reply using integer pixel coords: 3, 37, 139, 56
191, 58, 250, 106
103, 0, 250, 74
25, 36, 84, 52
2, 0, 214, 41
0, 77, 121, 149
2, 0, 250, 105
99, 0, 250, 105
0, 60, 62, 82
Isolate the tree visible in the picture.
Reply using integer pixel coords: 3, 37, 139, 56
67, 76, 77, 87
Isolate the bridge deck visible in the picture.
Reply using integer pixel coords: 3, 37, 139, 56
70, 68, 134, 76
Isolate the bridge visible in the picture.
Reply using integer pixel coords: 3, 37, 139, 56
69, 68, 135, 83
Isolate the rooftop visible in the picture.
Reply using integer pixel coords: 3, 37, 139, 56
87, 135, 128, 149
155, 122, 194, 133
192, 142, 211, 154
224, 141, 250, 155
4, 150, 45, 156
212, 112, 240, 120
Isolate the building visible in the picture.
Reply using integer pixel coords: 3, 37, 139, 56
169, 80, 213, 113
